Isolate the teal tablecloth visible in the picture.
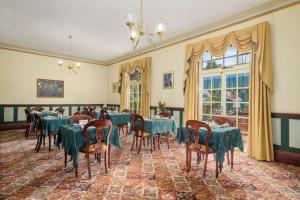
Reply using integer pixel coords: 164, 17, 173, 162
58, 124, 121, 166
177, 127, 244, 165
136, 119, 177, 139
41, 116, 69, 136
97, 112, 131, 124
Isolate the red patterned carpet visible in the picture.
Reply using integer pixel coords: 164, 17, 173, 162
0, 130, 299, 200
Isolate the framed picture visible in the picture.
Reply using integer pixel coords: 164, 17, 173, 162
112, 82, 119, 93
163, 71, 174, 89
37, 79, 64, 98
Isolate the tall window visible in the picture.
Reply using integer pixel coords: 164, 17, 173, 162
200, 46, 250, 134
128, 68, 141, 113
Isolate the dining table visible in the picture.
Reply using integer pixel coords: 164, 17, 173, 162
42, 115, 70, 137
96, 111, 131, 124
57, 124, 121, 168
177, 126, 244, 172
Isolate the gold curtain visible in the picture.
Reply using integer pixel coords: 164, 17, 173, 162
184, 22, 274, 161
119, 57, 152, 117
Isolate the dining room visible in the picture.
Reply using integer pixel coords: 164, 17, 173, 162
0, 0, 299, 199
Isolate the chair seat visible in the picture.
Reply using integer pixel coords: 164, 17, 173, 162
189, 143, 214, 153
83, 143, 107, 153
137, 130, 150, 137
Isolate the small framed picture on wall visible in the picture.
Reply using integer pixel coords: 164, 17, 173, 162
163, 71, 174, 89
112, 82, 119, 93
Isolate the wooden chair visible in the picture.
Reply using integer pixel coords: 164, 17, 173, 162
186, 120, 219, 178
156, 111, 172, 149
81, 107, 90, 115
131, 114, 153, 154
55, 108, 65, 115
213, 116, 234, 169
114, 109, 130, 135
100, 109, 110, 120
24, 108, 33, 138
76, 119, 112, 179
34, 113, 45, 153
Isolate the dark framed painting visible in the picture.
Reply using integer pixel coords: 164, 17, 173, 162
163, 71, 174, 89
37, 79, 64, 98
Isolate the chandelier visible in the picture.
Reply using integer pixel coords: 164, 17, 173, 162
58, 35, 80, 74
126, 0, 166, 51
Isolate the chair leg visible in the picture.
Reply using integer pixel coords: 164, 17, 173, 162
231, 149, 234, 170
48, 135, 51, 152
36, 133, 43, 153
153, 137, 156, 151
227, 152, 230, 165
136, 135, 138, 149
197, 153, 201, 165
157, 135, 160, 150
216, 159, 219, 178
64, 149, 67, 167
185, 143, 188, 167
75, 163, 78, 178
126, 124, 129, 135
138, 136, 143, 154
143, 138, 146, 147
43, 135, 45, 147
167, 132, 170, 149
203, 153, 208, 178
86, 153, 91, 179
104, 151, 108, 173
108, 144, 111, 168
35, 133, 40, 151
187, 150, 192, 172
131, 135, 135, 151
150, 137, 153, 153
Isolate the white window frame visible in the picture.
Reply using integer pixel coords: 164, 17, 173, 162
199, 63, 250, 134
127, 77, 142, 114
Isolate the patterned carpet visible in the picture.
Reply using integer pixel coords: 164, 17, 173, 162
0, 129, 299, 200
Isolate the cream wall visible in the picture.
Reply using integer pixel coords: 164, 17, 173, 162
0, 49, 108, 104
107, 4, 300, 113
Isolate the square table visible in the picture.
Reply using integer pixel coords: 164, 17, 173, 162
138, 118, 177, 139
42, 116, 69, 137
177, 126, 244, 169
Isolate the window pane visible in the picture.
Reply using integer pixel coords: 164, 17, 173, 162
212, 76, 221, 89
203, 103, 211, 114
238, 53, 251, 64
212, 103, 222, 115
202, 115, 211, 122
213, 59, 223, 68
212, 90, 221, 102
224, 46, 238, 57
238, 103, 249, 116
238, 89, 249, 102
238, 73, 249, 87
203, 52, 212, 62
226, 89, 236, 102
226, 103, 237, 116
226, 74, 236, 88
202, 61, 211, 69
203, 90, 211, 101
224, 56, 237, 67
203, 77, 211, 89
238, 118, 248, 132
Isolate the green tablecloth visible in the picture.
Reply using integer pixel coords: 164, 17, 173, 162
58, 124, 121, 166
133, 118, 177, 139
42, 116, 69, 136
177, 127, 244, 165
97, 112, 131, 124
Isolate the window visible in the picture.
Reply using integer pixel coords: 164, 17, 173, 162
202, 46, 251, 70
128, 68, 141, 113
200, 46, 250, 134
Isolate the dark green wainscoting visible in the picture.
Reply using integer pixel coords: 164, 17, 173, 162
0, 104, 104, 130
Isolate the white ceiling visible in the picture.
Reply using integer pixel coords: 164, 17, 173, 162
0, 0, 271, 62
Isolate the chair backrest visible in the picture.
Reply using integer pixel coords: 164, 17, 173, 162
213, 116, 233, 126
81, 107, 90, 115
158, 111, 171, 119
33, 113, 43, 131
121, 109, 130, 114
55, 108, 65, 115
24, 108, 31, 123
90, 110, 96, 119
30, 107, 44, 112
186, 120, 212, 148
82, 119, 112, 148
131, 113, 144, 132
101, 109, 110, 120
68, 114, 93, 124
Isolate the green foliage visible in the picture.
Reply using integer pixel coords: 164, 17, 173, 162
158, 101, 166, 112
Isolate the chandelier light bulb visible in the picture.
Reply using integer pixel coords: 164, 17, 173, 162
58, 60, 63, 66
76, 62, 81, 68
130, 30, 138, 40
155, 23, 166, 35
126, 13, 135, 27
